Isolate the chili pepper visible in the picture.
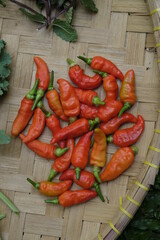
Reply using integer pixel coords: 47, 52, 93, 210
32, 56, 50, 110
78, 56, 124, 81
57, 78, 80, 118
97, 100, 123, 122
19, 134, 68, 160
100, 146, 138, 182
90, 128, 107, 183
67, 58, 102, 89
45, 190, 97, 207
107, 115, 145, 147
46, 71, 69, 122
59, 169, 104, 202
27, 178, 72, 197
0, 214, 6, 221
94, 70, 118, 103
119, 70, 137, 117
48, 139, 74, 181
50, 117, 100, 144
71, 131, 93, 180
80, 103, 98, 120
0, 192, 19, 214
11, 79, 39, 136
100, 113, 137, 135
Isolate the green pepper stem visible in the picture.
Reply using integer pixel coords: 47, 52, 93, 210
0, 192, 20, 214
31, 89, 44, 111
89, 117, 100, 130
69, 117, 77, 124
27, 178, 40, 190
48, 71, 54, 91
90, 137, 95, 148
48, 168, 58, 181
0, 213, 6, 221
93, 166, 101, 183
92, 96, 105, 106
45, 198, 59, 204
106, 135, 113, 143
93, 70, 108, 78
77, 56, 92, 65
26, 79, 39, 100
37, 101, 52, 118
118, 102, 131, 118
67, 58, 76, 67
131, 146, 138, 155
55, 147, 69, 157
93, 182, 105, 202
75, 167, 81, 180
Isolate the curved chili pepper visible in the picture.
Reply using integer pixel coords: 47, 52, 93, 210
48, 139, 74, 181
71, 131, 93, 180
94, 70, 118, 103
97, 100, 123, 122
107, 115, 145, 147
90, 128, 107, 183
67, 58, 102, 89
59, 169, 104, 202
74, 87, 105, 106
100, 146, 138, 182
57, 78, 80, 118
45, 190, 97, 207
50, 117, 100, 144
32, 57, 50, 110
11, 79, 39, 136
100, 113, 137, 135
27, 178, 72, 197
19, 134, 68, 160
46, 71, 69, 122
119, 70, 137, 117
80, 103, 98, 120
78, 56, 124, 81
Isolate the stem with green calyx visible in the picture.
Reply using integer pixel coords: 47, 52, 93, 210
31, 89, 45, 111
90, 137, 95, 148
48, 168, 58, 182
67, 58, 76, 67
75, 167, 81, 180
106, 135, 113, 143
27, 178, 40, 190
26, 79, 39, 100
93, 166, 101, 183
93, 182, 105, 202
118, 102, 131, 118
0, 213, 6, 221
69, 117, 77, 124
48, 70, 54, 91
0, 192, 20, 214
89, 117, 100, 131
37, 101, 52, 118
131, 146, 138, 156
92, 96, 105, 106
55, 147, 69, 157
45, 199, 59, 204
77, 56, 92, 65
93, 70, 108, 78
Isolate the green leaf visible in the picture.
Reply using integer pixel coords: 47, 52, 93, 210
80, 0, 98, 13
131, 219, 160, 231
0, 213, 6, 221
36, 0, 45, 10
0, 40, 5, 54
0, 50, 11, 79
65, 6, 73, 24
19, 8, 46, 24
0, 130, 11, 144
53, 19, 77, 42
0, 0, 6, 7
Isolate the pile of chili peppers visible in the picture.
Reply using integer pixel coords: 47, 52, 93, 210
11, 55, 145, 207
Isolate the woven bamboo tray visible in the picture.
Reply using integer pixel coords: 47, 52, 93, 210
0, 0, 160, 240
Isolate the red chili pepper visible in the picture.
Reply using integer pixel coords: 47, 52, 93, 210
45, 190, 97, 207
19, 134, 68, 160
97, 100, 123, 122
107, 115, 145, 147
59, 169, 104, 202
50, 117, 100, 144
32, 57, 50, 110
119, 70, 137, 117
100, 146, 138, 182
67, 58, 102, 89
11, 79, 39, 136
78, 56, 124, 81
27, 178, 72, 197
48, 139, 74, 181
80, 103, 98, 120
71, 131, 93, 180
100, 113, 137, 135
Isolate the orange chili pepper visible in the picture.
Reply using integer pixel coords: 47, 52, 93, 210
119, 69, 137, 117
90, 128, 107, 183
100, 146, 138, 182
80, 103, 98, 119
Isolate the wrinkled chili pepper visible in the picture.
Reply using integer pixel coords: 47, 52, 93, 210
32, 56, 50, 110
90, 128, 107, 183
78, 56, 124, 81
46, 71, 69, 122
100, 113, 137, 135
19, 134, 68, 160
97, 100, 123, 122
27, 178, 72, 197
119, 70, 137, 117
11, 79, 39, 136
45, 190, 97, 207
48, 139, 74, 181
80, 103, 98, 120
107, 115, 145, 147
50, 117, 100, 144
59, 169, 104, 202
67, 58, 102, 89
100, 146, 138, 182
71, 131, 93, 180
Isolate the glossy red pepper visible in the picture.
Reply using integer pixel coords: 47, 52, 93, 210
80, 103, 98, 120
107, 115, 145, 147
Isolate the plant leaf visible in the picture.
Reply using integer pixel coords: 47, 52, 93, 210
65, 6, 73, 24
0, 0, 6, 7
0, 39, 5, 54
19, 8, 46, 24
0, 50, 11, 79
0, 130, 11, 144
36, 0, 45, 10
53, 19, 77, 42
80, 0, 98, 13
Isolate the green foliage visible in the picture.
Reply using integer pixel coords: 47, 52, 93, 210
19, 8, 46, 24
80, 0, 98, 13
65, 6, 73, 24
0, 0, 6, 7
0, 130, 11, 144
